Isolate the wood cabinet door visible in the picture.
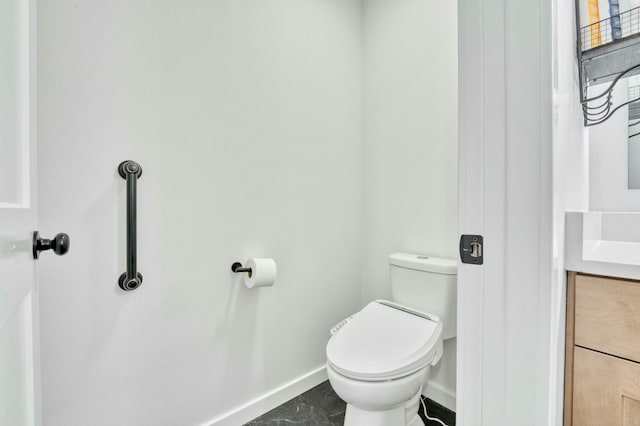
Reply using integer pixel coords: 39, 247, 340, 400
573, 346, 640, 426
575, 274, 640, 363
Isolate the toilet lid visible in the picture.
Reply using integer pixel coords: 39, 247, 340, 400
326, 301, 442, 381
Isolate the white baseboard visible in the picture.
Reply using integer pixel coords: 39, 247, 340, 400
203, 365, 328, 426
423, 380, 456, 412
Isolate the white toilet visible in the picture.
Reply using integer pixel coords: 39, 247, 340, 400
326, 253, 457, 426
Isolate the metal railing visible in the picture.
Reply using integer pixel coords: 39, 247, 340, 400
628, 85, 640, 137
581, 6, 640, 51
630, 84, 640, 102
581, 63, 640, 126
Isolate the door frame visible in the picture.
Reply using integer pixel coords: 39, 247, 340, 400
457, 0, 555, 424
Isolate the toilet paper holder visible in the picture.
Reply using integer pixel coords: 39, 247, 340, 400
231, 262, 252, 275
232, 258, 277, 288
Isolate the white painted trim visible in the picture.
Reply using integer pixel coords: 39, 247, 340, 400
457, 0, 507, 422
30, 0, 41, 424
203, 365, 328, 426
423, 380, 456, 412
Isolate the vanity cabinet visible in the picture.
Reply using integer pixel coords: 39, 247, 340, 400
565, 273, 640, 426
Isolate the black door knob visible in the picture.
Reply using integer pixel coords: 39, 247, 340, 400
33, 231, 70, 259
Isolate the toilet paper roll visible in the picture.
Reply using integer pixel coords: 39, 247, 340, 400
244, 258, 277, 288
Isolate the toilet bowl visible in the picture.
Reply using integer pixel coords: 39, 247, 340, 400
327, 364, 429, 426
326, 300, 443, 426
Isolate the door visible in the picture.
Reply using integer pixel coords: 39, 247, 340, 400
457, 0, 553, 424
573, 347, 640, 425
0, 0, 39, 425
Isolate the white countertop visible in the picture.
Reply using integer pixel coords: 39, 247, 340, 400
566, 211, 640, 281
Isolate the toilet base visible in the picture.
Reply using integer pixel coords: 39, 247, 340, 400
405, 390, 426, 426
343, 390, 425, 426
344, 404, 405, 426
327, 363, 430, 426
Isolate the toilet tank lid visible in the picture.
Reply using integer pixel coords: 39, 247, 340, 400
389, 253, 457, 275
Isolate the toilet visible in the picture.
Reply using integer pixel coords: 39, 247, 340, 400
326, 253, 457, 426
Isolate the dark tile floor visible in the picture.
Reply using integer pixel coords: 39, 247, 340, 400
420, 397, 456, 426
244, 380, 456, 426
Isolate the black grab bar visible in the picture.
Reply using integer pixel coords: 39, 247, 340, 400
118, 160, 143, 291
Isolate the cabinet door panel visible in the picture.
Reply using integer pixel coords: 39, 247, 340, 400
624, 396, 640, 426
573, 347, 640, 426
575, 274, 640, 363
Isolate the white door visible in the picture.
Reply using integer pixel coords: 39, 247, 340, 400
0, 1, 40, 425
457, 0, 553, 425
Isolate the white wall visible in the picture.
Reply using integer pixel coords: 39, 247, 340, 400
551, 0, 589, 423
581, 0, 640, 211
362, 0, 458, 410
37, 1, 363, 425
588, 80, 640, 210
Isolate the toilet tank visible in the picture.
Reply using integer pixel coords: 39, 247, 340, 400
389, 253, 457, 340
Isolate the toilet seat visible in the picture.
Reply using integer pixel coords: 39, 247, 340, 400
326, 300, 443, 381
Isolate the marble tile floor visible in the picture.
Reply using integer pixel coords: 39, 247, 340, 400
244, 380, 456, 426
